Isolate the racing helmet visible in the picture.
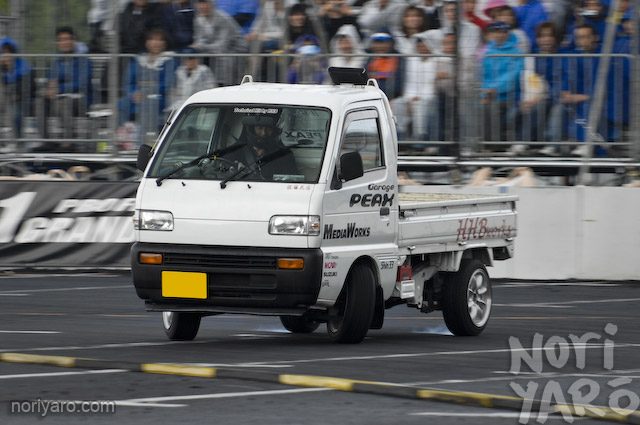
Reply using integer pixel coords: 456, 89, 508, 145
241, 110, 283, 136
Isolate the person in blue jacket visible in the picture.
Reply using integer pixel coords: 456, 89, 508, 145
120, 29, 177, 144
45, 26, 93, 143
514, 0, 548, 51
0, 37, 35, 139
563, 0, 607, 50
520, 22, 564, 152
559, 23, 612, 156
162, 0, 195, 52
606, 12, 633, 151
481, 21, 524, 145
216, 0, 260, 34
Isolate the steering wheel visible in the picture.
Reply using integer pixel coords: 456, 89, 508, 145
198, 156, 244, 178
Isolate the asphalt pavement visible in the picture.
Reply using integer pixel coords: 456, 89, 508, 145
0, 272, 639, 424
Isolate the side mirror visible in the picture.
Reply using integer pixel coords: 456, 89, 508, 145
137, 144, 153, 171
339, 151, 364, 182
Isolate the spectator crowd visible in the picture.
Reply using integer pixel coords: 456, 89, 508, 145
0, 0, 637, 156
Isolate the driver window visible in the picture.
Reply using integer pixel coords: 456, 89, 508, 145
167, 107, 219, 158
340, 118, 383, 171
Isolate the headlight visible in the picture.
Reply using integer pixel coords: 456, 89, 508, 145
269, 215, 320, 236
134, 210, 174, 231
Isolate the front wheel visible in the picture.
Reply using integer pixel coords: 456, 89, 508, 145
327, 264, 376, 344
162, 311, 202, 341
442, 259, 492, 336
280, 316, 320, 333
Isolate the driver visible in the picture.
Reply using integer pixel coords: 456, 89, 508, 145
233, 112, 300, 179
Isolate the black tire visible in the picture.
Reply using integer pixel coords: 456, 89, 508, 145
279, 316, 320, 333
327, 263, 376, 344
162, 311, 202, 341
442, 259, 492, 336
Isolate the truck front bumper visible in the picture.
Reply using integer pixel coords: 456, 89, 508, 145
131, 242, 323, 311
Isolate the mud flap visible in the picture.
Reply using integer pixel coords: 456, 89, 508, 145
370, 285, 385, 329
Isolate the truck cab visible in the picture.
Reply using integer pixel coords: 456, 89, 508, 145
132, 70, 517, 343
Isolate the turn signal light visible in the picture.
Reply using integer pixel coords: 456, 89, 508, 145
139, 253, 163, 265
277, 258, 304, 270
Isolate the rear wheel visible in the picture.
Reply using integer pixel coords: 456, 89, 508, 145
162, 311, 202, 341
442, 259, 492, 336
327, 264, 376, 344
279, 316, 320, 333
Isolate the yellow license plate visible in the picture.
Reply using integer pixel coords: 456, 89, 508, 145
162, 271, 207, 299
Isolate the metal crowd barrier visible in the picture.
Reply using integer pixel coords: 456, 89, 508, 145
0, 52, 638, 177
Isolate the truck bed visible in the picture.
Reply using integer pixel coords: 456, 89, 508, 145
397, 192, 518, 255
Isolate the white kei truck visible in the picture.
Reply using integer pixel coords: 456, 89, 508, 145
132, 68, 518, 344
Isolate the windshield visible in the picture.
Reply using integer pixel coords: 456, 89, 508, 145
149, 104, 332, 184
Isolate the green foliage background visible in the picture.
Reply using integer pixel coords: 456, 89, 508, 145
2, 0, 90, 52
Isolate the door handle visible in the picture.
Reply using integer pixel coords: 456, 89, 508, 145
380, 207, 390, 216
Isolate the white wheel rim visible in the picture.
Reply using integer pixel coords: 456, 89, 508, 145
467, 270, 491, 327
162, 311, 173, 330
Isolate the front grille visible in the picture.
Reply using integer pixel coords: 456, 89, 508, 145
163, 252, 277, 269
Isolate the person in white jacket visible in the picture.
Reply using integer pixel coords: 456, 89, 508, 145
192, 0, 247, 85
170, 49, 216, 112
392, 34, 436, 141
357, 0, 406, 36
246, 0, 286, 52
329, 24, 366, 69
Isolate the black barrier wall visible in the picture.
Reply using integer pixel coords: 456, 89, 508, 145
0, 181, 137, 268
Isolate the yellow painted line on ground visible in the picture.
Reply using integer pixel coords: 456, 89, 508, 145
417, 388, 521, 408
140, 363, 217, 378
554, 404, 634, 423
0, 352, 75, 368
1, 352, 639, 424
278, 374, 362, 391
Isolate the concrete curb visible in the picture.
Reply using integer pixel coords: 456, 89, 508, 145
2, 352, 638, 423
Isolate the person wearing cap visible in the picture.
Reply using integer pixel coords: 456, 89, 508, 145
365, 32, 405, 101
287, 36, 326, 84
169, 47, 216, 112
483, 1, 531, 52
231, 112, 300, 179
481, 20, 524, 149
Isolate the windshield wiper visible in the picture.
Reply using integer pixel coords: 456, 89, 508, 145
155, 143, 246, 186
219, 147, 290, 189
